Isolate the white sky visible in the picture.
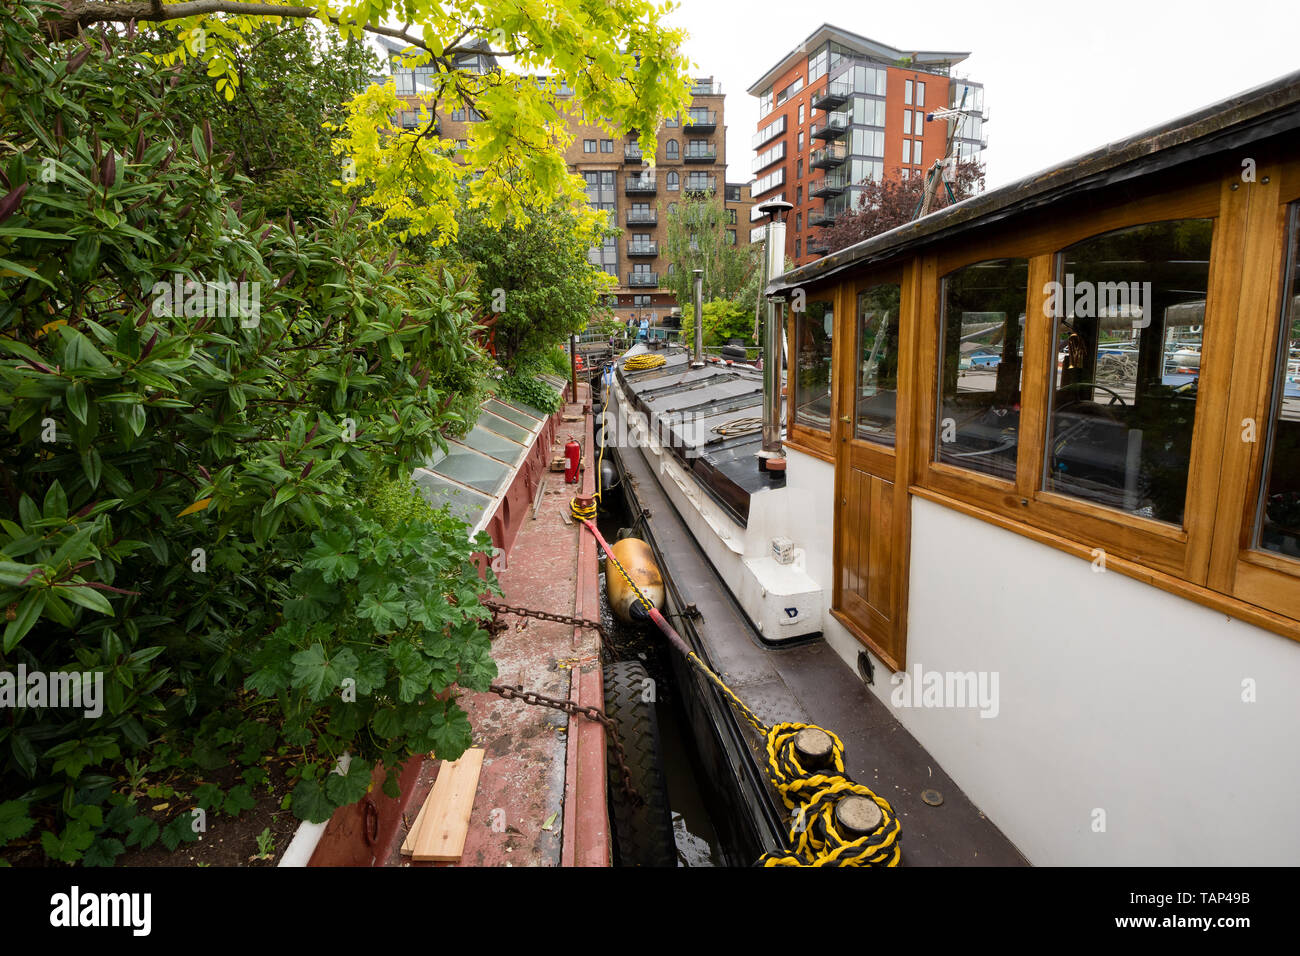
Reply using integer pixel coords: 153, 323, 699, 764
670, 0, 1300, 189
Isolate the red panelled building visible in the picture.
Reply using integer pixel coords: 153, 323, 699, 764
747, 24, 988, 266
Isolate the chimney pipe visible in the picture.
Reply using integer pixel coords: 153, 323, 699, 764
691, 268, 704, 367
757, 200, 793, 470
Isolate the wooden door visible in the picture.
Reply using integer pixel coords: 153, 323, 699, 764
832, 266, 917, 671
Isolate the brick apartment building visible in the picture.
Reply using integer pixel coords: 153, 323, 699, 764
747, 24, 988, 267
380, 39, 755, 328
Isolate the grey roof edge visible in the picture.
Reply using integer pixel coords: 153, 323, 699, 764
746, 22, 970, 95
769, 68, 1300, 294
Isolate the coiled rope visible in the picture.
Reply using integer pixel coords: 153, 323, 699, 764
580, 517, 901, 868
622, 352, 666, 372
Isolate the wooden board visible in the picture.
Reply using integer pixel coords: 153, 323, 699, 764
408, 749, 485, 863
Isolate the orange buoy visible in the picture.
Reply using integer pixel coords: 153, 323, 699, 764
605, 537, 664, 623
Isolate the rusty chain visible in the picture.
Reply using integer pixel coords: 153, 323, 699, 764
488, 682, 642, 806
480, 600, 639, 804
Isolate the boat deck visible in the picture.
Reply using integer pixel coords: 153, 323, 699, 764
616, 433, 1028, 866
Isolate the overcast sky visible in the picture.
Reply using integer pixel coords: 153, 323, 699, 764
669, 0, 1300, 189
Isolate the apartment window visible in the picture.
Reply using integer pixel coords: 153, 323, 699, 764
667, 114, 679, 128
727, 230, 737, 245
668, 202, 678, 214
917, 82, 926, 108
796, 185, 803, 205
905, 80, 913, 105
914, 141, 922, 166
916, 110, 926, 132
1258, 203, 1300, 557
759, 88, 773, 119
726, 209, 737, 225
1044, 219, 1214, 525
936, 258, 1030, 481
798, 131, 804, 152
799, 104, 806, 125
450, 107, 482, 122
667, 171, 679, 191
633, 295, 651, 308
666, 139, 679, 159
808, 49, 829, 83
902, 140, 911, 164
584, 139, 597, 153
904, 111, 912, 135
794, 300, 834, 429
796, 159, 803, 179
777, 77, 804, 106
795, 238, 802, 258
855, 283, 904, 445
795, 212, 802, 231
601, 139, 614, 153
900, 168, 910, 181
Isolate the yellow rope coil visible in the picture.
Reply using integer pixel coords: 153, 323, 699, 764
623, 352, 666, 372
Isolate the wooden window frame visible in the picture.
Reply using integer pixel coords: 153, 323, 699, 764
786, 298, 836, 463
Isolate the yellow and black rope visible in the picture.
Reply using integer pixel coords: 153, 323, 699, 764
622, 352, 666, 372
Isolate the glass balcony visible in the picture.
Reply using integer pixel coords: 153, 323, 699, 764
625, 176, 657, 195
690, 79, 722, 96
810, 112, 849, 140
684, 110, 717, 131
809, 172, 847, 198
684, 176, 716, 194
623, 145, 644, 164
809, 207, 839, 227
683, 146, 717, 164
625, 209, 657, 226
810, 143, 847, 169
811, 78, 851, 111
628, 272, 659, 288
807, 240, 831, 256
626, 241, 659, 256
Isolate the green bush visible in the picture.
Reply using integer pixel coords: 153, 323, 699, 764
0, 8, 496, 864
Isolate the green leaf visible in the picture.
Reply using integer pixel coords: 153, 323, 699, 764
290, 777, 335, 824
56, 583, 114, 616
3, 589, 47, 652
124, 815, 160, 849
0, 800, 35, 845
222, 784, 257, 817
82, 836, 125, 867
324, 758, 371, 808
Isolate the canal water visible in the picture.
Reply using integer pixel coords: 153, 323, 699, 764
595, 473, 725, 867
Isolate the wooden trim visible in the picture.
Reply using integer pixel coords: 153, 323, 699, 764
830, 607, 904, 672
786, 431, 835, 464
1017, 254, 1055, 501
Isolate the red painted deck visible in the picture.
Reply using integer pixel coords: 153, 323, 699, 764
382, 385, 610, 867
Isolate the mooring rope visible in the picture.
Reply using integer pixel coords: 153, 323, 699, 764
580, 518, 902, 867
622, 352, 667, 372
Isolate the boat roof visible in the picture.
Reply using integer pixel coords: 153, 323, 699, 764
614, 344, 782, 525
770, 69, 1300, 295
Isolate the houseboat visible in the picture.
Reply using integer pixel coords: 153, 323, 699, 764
603, 68, 1300, 865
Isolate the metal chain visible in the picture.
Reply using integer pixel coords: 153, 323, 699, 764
488, 682, 642, 806
482, 599, 608, 641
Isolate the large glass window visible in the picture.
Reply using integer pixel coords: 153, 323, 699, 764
666, 139, 679, 159
794, 301, 835, 430
1257, 204, 1300, 558
855, 283, 903, 444
1043, 220, 1213, 524
936, 258, 1029, 480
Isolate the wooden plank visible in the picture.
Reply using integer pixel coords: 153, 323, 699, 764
409, 749, 485, 863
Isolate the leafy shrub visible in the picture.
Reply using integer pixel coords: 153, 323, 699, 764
0, 9, 496, 863
495, 374, 562, 415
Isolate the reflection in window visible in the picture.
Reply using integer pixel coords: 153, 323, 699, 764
1258, 204, 1300, 558
937, 258, 1029, 479
855, 283, 902, 444
1044, 220, 1213, 525
794, 301, 834, 430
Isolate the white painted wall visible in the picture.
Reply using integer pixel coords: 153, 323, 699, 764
776, 442, 1300, 864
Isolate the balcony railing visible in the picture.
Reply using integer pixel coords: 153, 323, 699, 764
683, 176, 717, 194
810, 112, 849, 140
626, 241, 658, 256
628, 272, 659, 288
809, 208, 839, 227
690, 80, 722, 96
807, 240, 831, 256
684, 110, 717, 131
683, 146, 717, 164
623, 145, 644, 164
811, 78, 852, 111
809, 172, 848, 198
625, 209, 657, 226
752, 115, 786, 150
625, 176, 657, 195
810, 144, 847, 169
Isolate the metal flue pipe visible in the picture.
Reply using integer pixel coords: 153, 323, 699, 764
757, 200, 793, 466
691, 268, 704, 367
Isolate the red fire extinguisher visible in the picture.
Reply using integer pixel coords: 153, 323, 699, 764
564, 437, 581, 484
